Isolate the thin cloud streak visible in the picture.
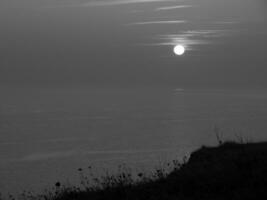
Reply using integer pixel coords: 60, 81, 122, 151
155, 5, 193, 11
135, 29, 235, 51
127, 20, 187, 25
48, 0, 177, 8
213, 21, 239, 25
82, 0, 176, 7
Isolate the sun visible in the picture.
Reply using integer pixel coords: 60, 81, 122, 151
173, 45, 185, 56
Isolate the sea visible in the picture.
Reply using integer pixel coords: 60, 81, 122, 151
1, 86, 267, 193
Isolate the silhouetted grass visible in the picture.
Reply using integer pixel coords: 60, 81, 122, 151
2, 141, 267, 200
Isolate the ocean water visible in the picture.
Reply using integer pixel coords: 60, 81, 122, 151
1, 86, 267, 193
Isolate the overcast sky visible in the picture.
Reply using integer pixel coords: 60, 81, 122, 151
0, 0, 266, 88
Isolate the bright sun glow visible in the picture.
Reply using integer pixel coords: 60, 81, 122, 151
173, 45, 185, 56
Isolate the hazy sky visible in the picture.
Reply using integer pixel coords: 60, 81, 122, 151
1, 0, 266, 88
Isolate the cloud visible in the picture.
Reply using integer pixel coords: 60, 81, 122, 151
155, 5, 193, 11
61, 0, 177, 7
127, 20, 186, 25
136, 29, 234, 51
213, 21, 239, 25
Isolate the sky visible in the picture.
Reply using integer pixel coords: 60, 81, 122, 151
0, 0, 267, 88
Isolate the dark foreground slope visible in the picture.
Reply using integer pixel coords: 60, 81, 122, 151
6, 142, 267, 200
